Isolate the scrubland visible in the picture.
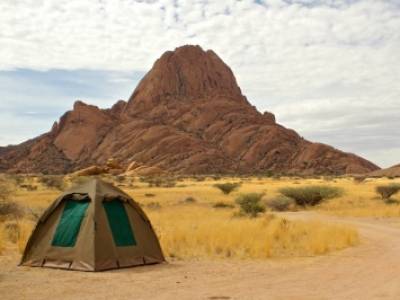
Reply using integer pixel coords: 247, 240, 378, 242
1, 174, 400, 259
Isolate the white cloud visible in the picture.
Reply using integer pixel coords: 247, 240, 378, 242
0, 0, 399, 167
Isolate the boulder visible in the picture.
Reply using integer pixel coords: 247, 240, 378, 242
72, 166, 106, 176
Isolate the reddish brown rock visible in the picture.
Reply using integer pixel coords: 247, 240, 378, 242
0, 45, 379, 175
72, 166, 106, 176
368, 164, 400, 177
125, 166, 165, 176
105, 158, 123, 170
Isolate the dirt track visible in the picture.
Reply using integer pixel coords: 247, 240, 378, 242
1, 213, 400, 300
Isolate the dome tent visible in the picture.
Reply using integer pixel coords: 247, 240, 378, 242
20, 179, 165, 271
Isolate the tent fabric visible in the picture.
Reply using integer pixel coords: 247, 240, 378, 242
103, 200, 137, 247
20, 179, 165, 272
51, 199, 89, 247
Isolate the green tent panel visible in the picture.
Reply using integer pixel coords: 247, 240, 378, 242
52, 200, 89, 247
103, 200, 137, 246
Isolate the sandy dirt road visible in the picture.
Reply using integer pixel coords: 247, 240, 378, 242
1, 213, 400, 300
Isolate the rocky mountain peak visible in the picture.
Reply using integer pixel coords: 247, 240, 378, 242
0, 45, 380, 175
125, 45, 244, 113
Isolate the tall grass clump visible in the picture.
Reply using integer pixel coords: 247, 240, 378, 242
376, 184, 400, 202
235, 193, 265, 217
279, 185, 343, 206
16, 220, 34, 253
148, 206, 359, 259
214, 182, 241, 195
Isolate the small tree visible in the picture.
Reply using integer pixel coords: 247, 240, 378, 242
279, 185, 343, 206
376, 184, 400, 202
214, 182, 241, 195
235, 193, 265, 217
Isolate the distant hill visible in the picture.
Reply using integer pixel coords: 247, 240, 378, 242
0, 45, 379, 175
369, 164, 400, 177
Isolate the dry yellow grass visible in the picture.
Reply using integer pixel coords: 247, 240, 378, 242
4, 174, 400, 259
128, 176, 400, 218
315, 177, 400, 217
0, 223, 6, 254
16, 220, 34, 254
147, 205, 358, 259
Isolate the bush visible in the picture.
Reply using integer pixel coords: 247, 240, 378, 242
39, 176, 65, 190
214, 182, 241, 195
266, 196, 295, 211
376, 184, 400, 201
213, 201, 234, 209
279, 185, 343, 206
184, 196, 196, 203
235, 193, 265, 217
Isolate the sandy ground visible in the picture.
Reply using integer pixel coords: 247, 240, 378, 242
1, 213, 400, 300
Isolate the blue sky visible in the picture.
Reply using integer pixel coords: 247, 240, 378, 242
0, 0, 399, 168
0, 69, 143, 145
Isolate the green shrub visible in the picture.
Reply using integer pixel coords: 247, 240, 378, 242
266, 196, 295, 211
376, 184, 400, 201
235, 193, 265, 217
214, 182, 241, 195
279, 185, 343, 206
213, 201, 234, 209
